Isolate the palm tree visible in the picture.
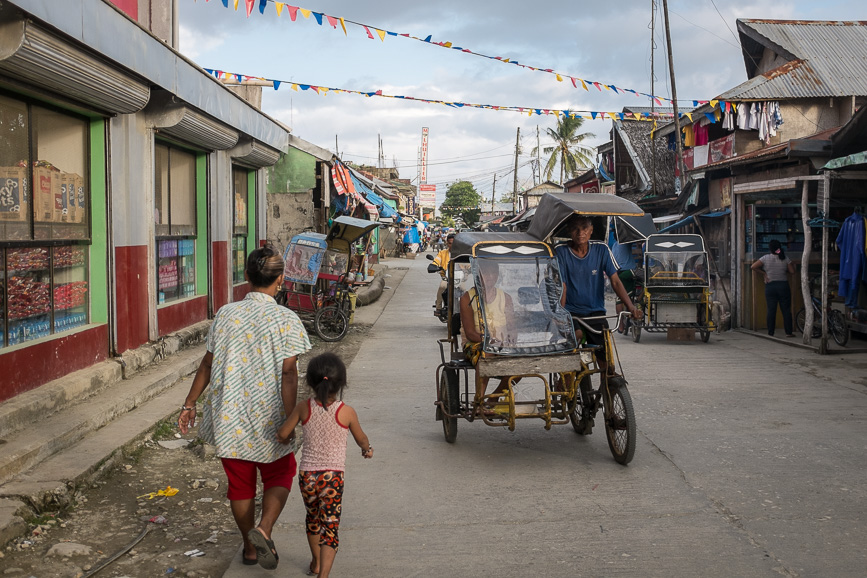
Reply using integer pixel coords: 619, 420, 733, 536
534, 115, 596, 184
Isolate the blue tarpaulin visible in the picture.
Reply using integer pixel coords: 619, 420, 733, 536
349, 173, 398, 219
657, 208, 731, 234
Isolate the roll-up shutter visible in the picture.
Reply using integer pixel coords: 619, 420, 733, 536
145, 91, 239, 151
0, 16, 150, 114
230, 137, 282, 168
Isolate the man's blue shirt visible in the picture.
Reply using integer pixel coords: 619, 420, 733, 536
555, 243, 618, 316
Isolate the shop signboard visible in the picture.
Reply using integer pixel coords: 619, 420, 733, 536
419, 184, 436, 207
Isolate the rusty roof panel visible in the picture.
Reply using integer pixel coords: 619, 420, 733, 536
723, 20, 867, 99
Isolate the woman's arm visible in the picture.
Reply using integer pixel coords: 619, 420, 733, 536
276, 400, 307, 444
787, 261, 796, 275
460, 292, 483, 343
179, 352, 213, 434
281, 356, 299, 418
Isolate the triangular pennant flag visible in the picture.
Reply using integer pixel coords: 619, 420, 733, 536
273, 80, 281, 90
299, 84, 310, 90
275, 2, 283, 16
591, 111, 598, 119
424, 35, 432, 42
443, 41, 452, 47
685, 113, 693, 122
693, 100, 699, 107
375, 28, 386, 41
326, 15, 338, 28
235, 73, 242, 82
570, 77, 577, 88
704, 112, 716, 123
258, 0, 266, 15
299, 8, 311, 18
312, 12, 323, 25
580, 79, 588, 91
245, 0, 254, 17
555, 74, 563, 82
724, 101, 731, 113
339, 17, 346, 35
233, 0, 239, 10
221, 0, 228, 7
633, 113, 641, 120
593, 82, 602, 91
291, 83, 299, 91
287, 5, 298, 20
710, 99, 719, 109
311, 86, 320, 94
363, 26, 374, 39
653, 97, 662, 106
618, 113, 625, 120
610, 85, 619, 93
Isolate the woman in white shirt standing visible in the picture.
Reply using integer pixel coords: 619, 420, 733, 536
751, 239, 796, 337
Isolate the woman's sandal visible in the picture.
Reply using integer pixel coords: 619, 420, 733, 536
247, 528, 279, 570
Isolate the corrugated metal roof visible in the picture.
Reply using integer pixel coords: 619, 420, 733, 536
723, 20, 867, 99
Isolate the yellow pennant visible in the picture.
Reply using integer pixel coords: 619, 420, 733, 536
555, 74, 563, 82
300, 8, 311, 18
710, 99, 719, 109
633, 113, 641, 120
275, 2, 283, 16
340, 17, 347, 35
233, 0, 239, 10
580, 79, 588, 91
291, 83, 299, 91
376, 29, 386, 41
443, 41, 452, 48
503, 58, 510, 63
731, 102, 737, 112
685, 112, 692, 122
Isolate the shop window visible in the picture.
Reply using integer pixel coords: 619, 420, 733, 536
0, 93, 91, 348
155, 144, 197, 304
232, 167, 248, 284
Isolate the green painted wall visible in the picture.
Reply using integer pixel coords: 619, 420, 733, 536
89, 119, 108, 324
195, 154, 208, 295
267, 147, 316, 194
246, 169, 256, 252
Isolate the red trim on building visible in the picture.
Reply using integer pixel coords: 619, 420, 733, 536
0, 324, 108, 403
107, 0, 138, 20
115, 245, 149, 353
212, 241, 229, 312
232, 283, 251, 303
157, 296, 207, 337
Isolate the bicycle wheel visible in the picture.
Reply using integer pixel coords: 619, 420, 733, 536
795, 308, 806, 334
829, 309, 849, 346
314, 305, 348, 342
439, 368, 459, 443
604, 379, 636, 465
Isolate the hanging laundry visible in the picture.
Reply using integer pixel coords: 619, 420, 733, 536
736, 105, 749, 130
723, 108, 735, 131
748, 103, 760, 130
759, 102, 772, 144
771, 101, 784, 131
694, 122, 709, 146
835, 213, 866, 309
667, 132, 676, 151
682, 124, 695, 147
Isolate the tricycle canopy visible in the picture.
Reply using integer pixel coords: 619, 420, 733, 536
449, 232, 552, 263
644, 234, 709, 289
613, 213, 657, 244
326, 216, 379, 254
527, 193, 644, 242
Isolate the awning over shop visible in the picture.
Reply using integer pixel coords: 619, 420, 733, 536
823, 150, 867, 170
348, 172, 397, 219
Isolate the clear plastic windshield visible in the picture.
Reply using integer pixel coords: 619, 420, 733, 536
470, 257, 577, 356
644, 251, 709, 288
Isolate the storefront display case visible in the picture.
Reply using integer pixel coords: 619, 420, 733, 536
2, 245, 88, 348
232, 236, 246, 284
157, 239, 196, 304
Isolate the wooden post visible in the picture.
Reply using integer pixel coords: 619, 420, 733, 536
661, 0, 687, 183
819, 174, 830, 354
800, 181, 814, 345
513, 127, 520, 212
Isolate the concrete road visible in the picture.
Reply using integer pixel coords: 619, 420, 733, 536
227, 255, 867, 578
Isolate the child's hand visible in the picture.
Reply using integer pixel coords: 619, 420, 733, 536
276, 428, 295, 445
361, 446, 373, 459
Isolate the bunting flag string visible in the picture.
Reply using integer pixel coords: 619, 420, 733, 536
196, 0, 707, 106
202, 67, 718, 121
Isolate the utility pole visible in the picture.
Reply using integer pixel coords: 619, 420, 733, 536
650, 0, 657, 196
512, 127, 520, 213
662, 0, 687, 188
536, 125, 541, 186
335, 134, 339, 157
491, 173, 497, 214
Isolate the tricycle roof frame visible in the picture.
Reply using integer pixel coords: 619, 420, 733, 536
449, 232, 553, 263
644, 233, 707, 254
527, 193, 644, 241
326, 216, 380, 254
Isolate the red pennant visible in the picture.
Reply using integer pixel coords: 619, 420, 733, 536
245, 0, 254, 17
287, 5, 298, 20
326, 15, 338, 28
363, 25, 374, 39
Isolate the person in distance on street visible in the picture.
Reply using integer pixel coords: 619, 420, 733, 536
751, 239, 796, 337
432, 233, 455, 316
277, 352, 373, 578
178, 246, 311, 569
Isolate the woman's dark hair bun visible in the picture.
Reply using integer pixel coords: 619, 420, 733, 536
246, 245, 283, 287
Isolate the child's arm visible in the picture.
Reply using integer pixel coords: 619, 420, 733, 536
276, 400, 308, 444
340, 405, 373, 459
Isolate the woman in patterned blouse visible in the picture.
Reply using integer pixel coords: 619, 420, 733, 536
178, 246, 311, 569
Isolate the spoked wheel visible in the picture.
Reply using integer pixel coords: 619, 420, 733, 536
795, 308, 820, 338
604, 378, 636, 465
570, 374, 596, 435
439, 368, 459, 443
314, 306, 348, 342
829, 309, 850, 346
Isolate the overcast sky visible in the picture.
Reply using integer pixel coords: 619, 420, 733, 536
180, 0, 865, 206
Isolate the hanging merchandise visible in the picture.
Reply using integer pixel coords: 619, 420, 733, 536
748, 103, 760, 130
835, 213, 866, 309
682, 125, 695, 147
694, 120, 709, 146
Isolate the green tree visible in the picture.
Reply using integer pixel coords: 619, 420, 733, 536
440, 181, 482, 226
533, 115, 596, 184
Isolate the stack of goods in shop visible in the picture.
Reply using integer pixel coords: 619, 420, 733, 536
7, 247, 49, 271
54, 245, 86, 268
54, 281, 88, 310
0, 160, 28, 222
7, 276, 51, 319
54, 310, 87, 333
32, 160, 86, 224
